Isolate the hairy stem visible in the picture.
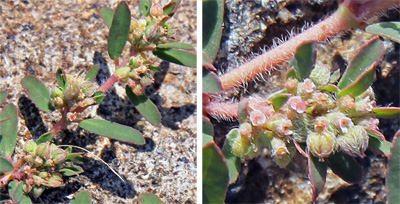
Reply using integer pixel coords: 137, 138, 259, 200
205, 102, 239, 119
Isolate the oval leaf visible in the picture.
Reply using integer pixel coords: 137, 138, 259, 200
308, 153, 327, 202
79, 119, 145, 145
0, 157, 14, 172
20, 195, 32, 204
203, 68, 222, 93
203, 117, 214, 146
0, 104, 18, 157
21, 76, 55, 112
0, 91, 7, 104
139, 0, 152, 17
387, 130, 400, 204
156, 42, 194, 50
203, 143, 229, 204
223, 129, 241, 184
269, 93, 291, 111
61, 165, 84, 176
153, 48, 196, 67
338, 37, 384, 89
10, 181, 24, 204
125, 86, 161, 126
327, 152, 363, 183
36, 132, 53, 145
293, 41, 316, 81
366, 22, 400, 44
163, 0, 180, 17
319, 84, 339, 93
368, 137, 391, 156
203, 0, 224, 61
108, 1, 131, 60
56, 68, 66, 89
70, 191, 91, 204
337, 62, 376, 98
85, 64, 100, 81
372, 107, 400, 118
101, 8, 114, 28
138, 193, 163, 204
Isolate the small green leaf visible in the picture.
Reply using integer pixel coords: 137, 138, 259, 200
79, 119, 145, 145
329, 69, 341, 84
0, 104, 18, 157
286, 68, 297, 80
108, 1, 131, 60
0, 157, 14, 172
308, 153, 327, 202
327, 152, 363, 183
203, 143, 229, 204
203, 0, 224, 61
372, 107, 400, 118
101, 8, 114, 28
293, 42, 316, 81
139, 0, 152, 17
368, 137, 391, 156
387, 130, 400, 204
93, 91, 105, 104
202, 52, 217, 71
56, 68, 66, 89
36, 132, 53, 145
61, 165, 84, 176
20, 195, 32, 204
156, 42, 194, 50
65, 153, 88, 164
70, 191, 91, 204
138, 193, 163, 204
163, 0, 180, 17
337, 63, 376, 98
223, 129, 241, 184
0, 91, 7, 104
85, 65, 100, 81
125, 86, 161, 126
319, 84, 339, 93
366, 22, 400, 44
203, 68, 222, 93
153, 48, 196, 67
21, 76, 55, 112
203, 117, 214, 146
269, 93, 291, 111
9, 181, 24, 204
338, 37, 384, 89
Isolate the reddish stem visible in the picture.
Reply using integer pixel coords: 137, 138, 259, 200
204, 102, 239, 119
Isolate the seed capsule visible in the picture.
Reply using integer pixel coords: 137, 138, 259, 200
307, 131, 336, 161
337, 126, 368, 157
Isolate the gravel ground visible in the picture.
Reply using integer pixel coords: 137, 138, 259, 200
0, 0, 196, 203
211, 0, 400, 203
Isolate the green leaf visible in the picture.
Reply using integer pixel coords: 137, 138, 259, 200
327, 152, 363, 183
203, 68, 222, 93
163, 0, 180, 17
338, 37, 384, 89
149, 66, 161, 72
293, 42, 316, 81
0, 91, 7, 104
108, 1, 131, 60
65, 153, 88, 164
202, 52, 217, 71
9, 181, 24, 204
138, 193, 163, 204
372, 107, 400, 118
93, 91, 105, 105
368, 137, 391, 156
85, 64, 100, 81
0, 157, 14, 172
269, 93, 291, 111
203, 143, 229, 204
125, 86, 161, 126
223, 129, 241, 184
70, 191, 91, 204
61, 165, 84, 176
101, 8, 114, 28
79, 119, 145, 145
156, 43, 194, 50
308, 153, 327, 202
286, 68, 297, 80
0, 114, 10, 123
0, 104, 18, 157
21, 76, 55, 112
36, 132, 53, 145
366, 22, 400, 44
19, 195, 32, 204
139, 0, 152, 17
153, 48, 196, 67
202, 117, 214, 146
337, 62, 376, 98
56, 68, 66, 89
203, 0, 224, 61
387, 130, 400, 204
319, 84, 339, 93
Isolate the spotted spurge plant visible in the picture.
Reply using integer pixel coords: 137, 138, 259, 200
203, 0, 400, 203
1, 0, 194, 203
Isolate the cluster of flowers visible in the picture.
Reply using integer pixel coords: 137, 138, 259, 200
128, 4, 175, 50
231, 66, 380, 167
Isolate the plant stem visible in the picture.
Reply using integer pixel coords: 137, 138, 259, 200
204, 102, 239, 119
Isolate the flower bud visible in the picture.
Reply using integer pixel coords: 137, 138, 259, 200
285, 77, 298, 93
232, 136, 250, 158
271, 137, 295, 167
80, 81, 95, 96
314, 116, 329, 132
299, 78, 316, 95
239, 123, 253, 139
288, 96, 307, 114
140, 75, 154, 86
133, 84, 145, 95
325, 112, 353, 134
249, 109, 266, 127
307, 131, 336, 160
46, 173, 63, 187
34, 156, 44, 166
266, 113, 293, 136
52, 96, 65, 108
138, 18, 147, 27
32, 175, 43, 186
50, 146, 67, 164
309, 66, 330, 86
36, 142, 51, 159
337, 126, 368, 157
115, 67, 131, 80
25, 140, 37, 154
130, 18, 139, 32
64, 82, 80, 102
150, 4, 163, 17
338, 95, 356, 114
51, 87, 64, 97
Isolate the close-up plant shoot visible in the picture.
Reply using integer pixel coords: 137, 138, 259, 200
1, 0, 196, 203
203, 0, 400, 203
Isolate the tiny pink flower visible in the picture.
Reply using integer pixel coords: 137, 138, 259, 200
301, 79, 316, 94
288, 96, 307, 113
239, 123, 253, 139
277, 119, 293, 136
249, 110, 266, 127
314, 116, 329, 132
338, 116, 353, 133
